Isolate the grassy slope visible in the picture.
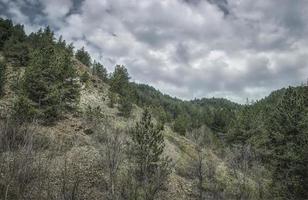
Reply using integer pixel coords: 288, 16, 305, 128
0, 59, 265, 199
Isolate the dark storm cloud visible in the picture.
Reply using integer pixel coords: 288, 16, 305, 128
1, 0, 308, 103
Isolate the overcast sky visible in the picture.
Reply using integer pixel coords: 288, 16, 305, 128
1, 0, 308, 103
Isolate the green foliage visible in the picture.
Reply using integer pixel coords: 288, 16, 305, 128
75, 47, 91, 67
109, 65, 133, 117
130, 83, 239, 134
107, 91, 116, 108
210, 108, 234, 133
227, 86, 308, 199
173, 115, 188, 135
92, 60, 107, 81
27, 27, 54, 50
0, 18, 13, 50
109, 65, 130, 96
20, 28, 80, 122
84, 106, 104, 132
118, 96, 132, 118
264, 87, 308, 199
149, 105, 171, 125
1, 21, 29, 67
128, 109, 172, 199
0, 62, 5, 97
3, 37, 29, 67
227, 106, 256, 145
12, 95, 38, 122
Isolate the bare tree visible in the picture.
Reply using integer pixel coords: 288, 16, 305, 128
0, 118, 36, 200
226, 145, 254, 200
100, 128, 126, 200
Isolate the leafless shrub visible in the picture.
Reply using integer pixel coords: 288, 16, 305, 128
0, 118, 36, 200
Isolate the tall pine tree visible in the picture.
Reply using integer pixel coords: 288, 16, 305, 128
266, 87, 308, 199
20, 28, 79, 121
128, 109, 172, 200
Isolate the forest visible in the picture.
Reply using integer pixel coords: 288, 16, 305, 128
0, 18, 307, 200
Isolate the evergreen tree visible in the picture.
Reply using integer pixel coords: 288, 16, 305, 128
0, 18, 13, 50
21, 28, 80, 121
118, 96, 132, 118
173, 115, 188, 135
107, 90, 116, 108
109, 65, 130, 96
75, 47, 91, 67
128, 109, 172, 200
3, 36, 29, 67
27, 27, 54, 50
227, 106, 256, 145
2, 23, 29, 67
92, 60, 108, 82
265, 87, 308, 199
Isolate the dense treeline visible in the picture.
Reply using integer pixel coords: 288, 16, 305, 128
130, 83, 239, 135
0, 18, 80, 123
227, 86, 308, 199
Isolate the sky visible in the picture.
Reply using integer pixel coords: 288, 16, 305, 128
1, 0, 308, 103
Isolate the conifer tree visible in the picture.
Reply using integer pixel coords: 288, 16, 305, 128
266, 87, 308, 199
3, 24, 29, 67
3, 36, 29, 67
92, 60, 108, 82
20, 28, 80, 121
109, 65, 130, 96
107, 91, 116, 108
173, 115, 188, 135
0, 18, 13, 50
118, 96, 132, 117
128, 109, 172, 200
75, 47, 91, 67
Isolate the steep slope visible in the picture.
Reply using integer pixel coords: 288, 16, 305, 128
0, 58, 267, 199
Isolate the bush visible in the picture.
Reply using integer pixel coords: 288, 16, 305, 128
118, 96, 132, 118
12, 95, 38, 122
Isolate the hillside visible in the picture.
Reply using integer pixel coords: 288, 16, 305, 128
0, 18, 307, 200
0, 56, 267, 199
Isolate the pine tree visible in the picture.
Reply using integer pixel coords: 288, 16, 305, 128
2, 23, 29, 67
128, 109, 172, 200
92, 60, 108, 82
173, 114, 188, 135
109, 65, 130, 96
0, 18, 13, 50
75, 47, 91, 67
118, 96, 132, 117
3, 36, 29, 67
107, 91, 116, 108
266, 87, 308, 199
227, 106, 257, 145
20, 28, 80, 121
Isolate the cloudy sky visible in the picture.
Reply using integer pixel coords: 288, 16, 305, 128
1, 0, 308, 103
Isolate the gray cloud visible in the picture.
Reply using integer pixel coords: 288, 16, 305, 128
0, 0, 307, 103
